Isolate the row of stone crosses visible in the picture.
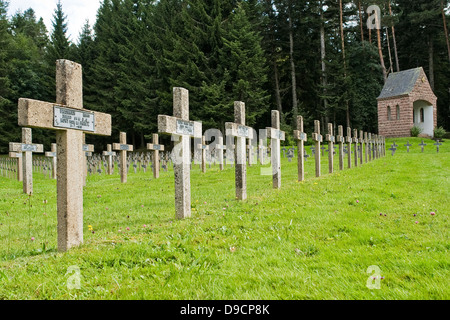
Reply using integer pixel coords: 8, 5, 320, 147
6, 59, 388, 252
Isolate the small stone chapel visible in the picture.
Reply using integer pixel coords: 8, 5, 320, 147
377, 67, 437, 138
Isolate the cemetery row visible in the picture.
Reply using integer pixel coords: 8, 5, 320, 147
3, 59, 387, 252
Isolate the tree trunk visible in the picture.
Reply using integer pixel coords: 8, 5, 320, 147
358, 1, 365, 44
376, 14, 387, 82
389, 0, 400, 71
442, 0, 450, 62
339, 0, 350, 127
273, 61, 282, 114
386, 27, 393, 74
320, 2, 328, 122
288, 2, 298, 118
429, 36, 435, 90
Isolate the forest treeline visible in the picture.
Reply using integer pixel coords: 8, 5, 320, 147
0, 0, 449, 152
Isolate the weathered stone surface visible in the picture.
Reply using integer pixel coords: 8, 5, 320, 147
293, 116, 307, 181
113, 132, 133, 183
267, 110, 285, 188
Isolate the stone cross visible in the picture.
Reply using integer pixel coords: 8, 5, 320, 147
418, 140, 427, 153
258, 130, 267, 165
373, 134, 379, 159
434, 140, 442, 153
226, 101, 253, 199
158, 87, 202, 219
388, 144, 397, 156
102, 144, 116, 175
312, 120, 323, 177
353, 129, 359, 167
364, 132, 368, 163
336, 125, 345, 171
113, 132, 133, 183
8, 151, 23, 182
346, 127, 352, 169
404, 141, 412, 153
45, 143, 57, 179
266, 110, 285, 188
325, 123, 335, 174
293, 115, 307, 181
147, 133, 164, 178
82, 142, 94, 185
17, 59, 111, 251
215, 136, 226, 171
9, 128, 44, 194
196, 136, 208, 173
359, 130, 364, 165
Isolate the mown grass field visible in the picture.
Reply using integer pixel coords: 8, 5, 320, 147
0, 137, 448, 300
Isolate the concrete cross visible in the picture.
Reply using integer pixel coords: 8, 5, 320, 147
258, 130, 267, 165
147, 133, 165, 178
9, 128, 44, 194
8, 151, 23, 182
45, 143, 57, 179
102, 144, 116, 175
17, 59, 111, 251
367, 133, 372, 161
293, 115, 307, 181
312, 120, 323, 177
353, 129, 359, 167
404, 141, 412, 153
325, 123, 335, 174
196, 135, 208, 173
266, 110, 285, 188
113, 132, 133, 183
346, 127, 352, 169
226, 101, 253, 199
158, 87, 202, 219
215, 136, 226, 171
336, 125, 345, 171
434, 140, 442, 153
418, 140, 427, 153
389, 144, 397, 156
359, 130, 364, 165
364, 132, 369, 163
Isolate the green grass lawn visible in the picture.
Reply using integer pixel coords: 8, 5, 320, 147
0, 137, 448, 299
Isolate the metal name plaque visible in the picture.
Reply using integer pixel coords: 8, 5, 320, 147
237, 125, 249, 137
21, 144, 37, 152
176, 120, 194, 136
54, 105, 95, 132
153, 145, 161, 150
119, 145, 130, 151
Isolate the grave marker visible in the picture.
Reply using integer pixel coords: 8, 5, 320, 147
147, 134, 164, 178
45, 143, 57, 179
102, 144, 116, 175
9, 128, 44, 194
434, 140, 442, 153
113, 132, 134, 183
325, 123, 335, 174
8, 151, 23, 182
293, 115, 307, 181
418, 140, 427, 153
346, 127, 352, 169
364, 132, 368, 163
359, 130, 364, 165
226, 101, 253, 199
404, 141, 412, 153
17, 59, 111, 251
266, 110, 285, 188
336, 125, 345, 171
312, 120, 323, 177
158, 87, 202, 219
388, 144, 397, 156
353, 129, 359, 167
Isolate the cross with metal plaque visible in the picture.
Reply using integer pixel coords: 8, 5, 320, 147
418, 140, 427, 153
312, 120, 323, 177
404, 141, 412, 153
434, 140, 442, 153
266, 110, 285, 188
147, 133, 165, 178
346, 127, 352, 169
158, 87, 202, 219
45, 143, 57, 179
325, 123, 335, 174
336, 125, 345, 170
16, 59, 111, 252
388, 144, 397, 156
102, 144, 116, 175
226, 101, 254, 199
9, 128, 44, 194
113, 132, 133, 183
293, 116, 307, 181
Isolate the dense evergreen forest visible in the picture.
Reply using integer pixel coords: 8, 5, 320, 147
0, 0, 449, 152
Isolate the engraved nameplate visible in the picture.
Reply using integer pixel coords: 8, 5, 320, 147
54, 105, 95, 132
21, 144, 37, 152
176, 120, 194, 136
